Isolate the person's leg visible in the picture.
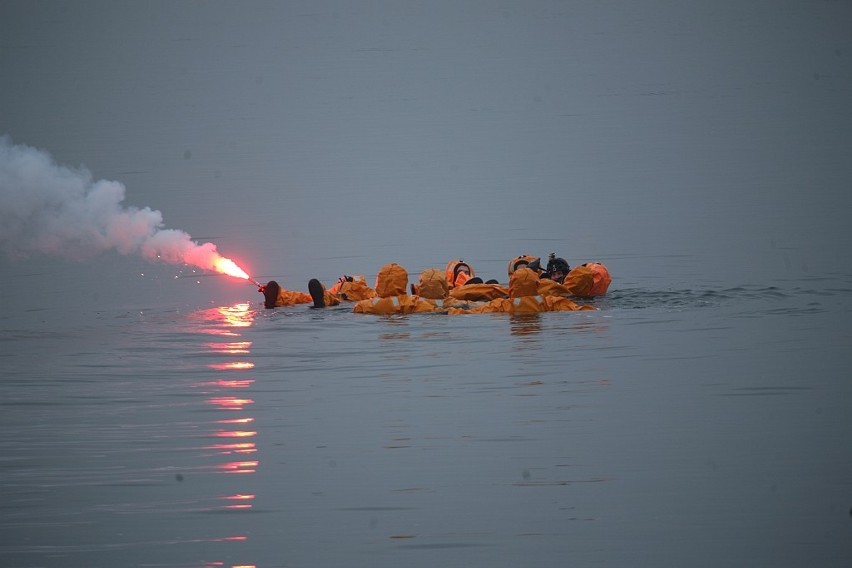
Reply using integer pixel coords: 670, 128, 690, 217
308, 279, 326, 308
263, 281, 281, 309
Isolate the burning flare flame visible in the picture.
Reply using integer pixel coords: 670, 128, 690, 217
143, 233, 253, 282
213, 256, 250, 280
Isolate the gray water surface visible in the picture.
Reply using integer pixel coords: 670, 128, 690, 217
2, 284, 850, 567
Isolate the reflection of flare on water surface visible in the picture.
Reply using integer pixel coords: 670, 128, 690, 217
208, 420, 256, 453
204, 341, 252, 354
218, 461, 258, 474
208, 361, 255, 371
191, 302, 256, 336
197, 379, 254, 388
222, 493, 256, 510
207, 396, 254, 410
215, 430, 257, 438
204, 442, 257, 455
202, 542, 256, 568
218, 417, 254, 424
184, 303, 258, 568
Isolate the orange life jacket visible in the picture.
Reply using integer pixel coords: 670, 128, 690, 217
445, 259, 475, 289
584, 263, 612, 296
507, 255, 539, 277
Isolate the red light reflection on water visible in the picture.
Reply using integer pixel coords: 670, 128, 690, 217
225, 493, 255, 500
222, 493, 256, 510
205, 441, 257, 455
191, 302, 259, 568
193, 303, 255, 335
213, 303, 254, 327
199, 549, 258, 568
204, 341, 252, 354
218, 417, 254, 424
207, 397, 254, 410
218, 461, 258, 474
201, 328, 240, 337
198, 379, 254, 388
215, 430, 256, 438
208, 361, 255, 371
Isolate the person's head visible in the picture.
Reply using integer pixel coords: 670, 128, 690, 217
445, 259, 475, 288
546, 255, 570, 284
261, 280, 281, 309
508, 255, 540, 278
375, 263, 409, 297
584, 262, 612, 296
416, 268, 449, 299
508, 267, 540, 298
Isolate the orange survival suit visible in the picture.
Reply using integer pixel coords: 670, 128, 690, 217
352, 263, 439, 314
328, 275, 377, 302
449, 267, 594, 314
260, 280, 312, 308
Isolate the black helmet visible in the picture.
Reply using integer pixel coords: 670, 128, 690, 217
546, 255, 570, 275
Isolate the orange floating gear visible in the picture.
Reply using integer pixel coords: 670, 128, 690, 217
416, 267, 449, 299
374, 263, 408, 297
445, 259, 475, 289
448, 267, 594, 314
558, 265, 596, 298
584, 262, 612, 296
507, 255, 539, 277
328, 275, 376, 301
354, 263, 439, 314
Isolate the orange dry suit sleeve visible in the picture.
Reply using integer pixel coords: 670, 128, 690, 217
450, 293, 593, 314
353, 295, 438, 314
336, 279, 376, 301
449, 283, 509, 302
538, 266, 595, 298
276, 288, 313, 306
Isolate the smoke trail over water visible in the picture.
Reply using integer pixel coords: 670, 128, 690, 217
0, 136, 249, 279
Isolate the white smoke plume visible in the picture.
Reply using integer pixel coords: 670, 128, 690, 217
0, 135, 247, 279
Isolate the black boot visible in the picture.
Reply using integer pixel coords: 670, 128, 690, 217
308, 279, 325, 308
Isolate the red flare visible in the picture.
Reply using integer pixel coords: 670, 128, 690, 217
213, 255, 250, 280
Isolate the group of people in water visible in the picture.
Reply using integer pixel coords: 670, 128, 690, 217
258, 254, 612, 315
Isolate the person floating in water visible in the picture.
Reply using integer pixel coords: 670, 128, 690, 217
258, 280, 312, 309
508, 254, 543, 277
352, 263, 439, 314
542, 253, 612, 298
543, 254, 571, 284
449, 266, 595, 314
510, 253, 612, 299
265, 253, 611, 310
306, 274, 377, 308
578, 261, 612, 296
445, 259, 475, 288
410, 267, 486, 311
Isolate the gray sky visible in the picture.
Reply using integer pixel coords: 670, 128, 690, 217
2, 1, 851, 309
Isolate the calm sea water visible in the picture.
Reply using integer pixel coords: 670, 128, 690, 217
2, 1, 852, 567
1, 276, 851, 567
